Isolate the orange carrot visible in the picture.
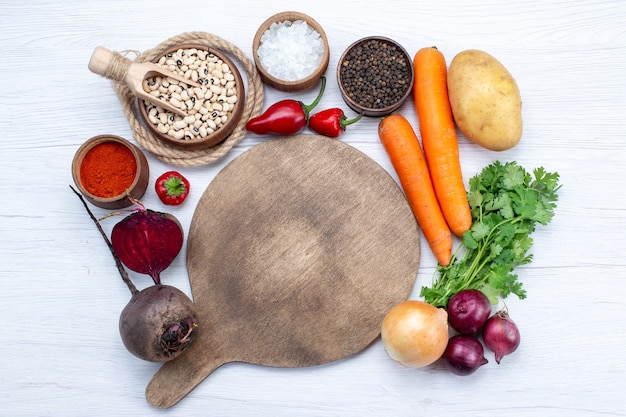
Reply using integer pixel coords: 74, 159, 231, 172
413, 47, 471, 237
378, 114, 452, 266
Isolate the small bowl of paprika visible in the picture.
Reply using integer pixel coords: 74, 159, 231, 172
72, 135, 150, 209
337, 36, 414, 117
252, 11, 330, 92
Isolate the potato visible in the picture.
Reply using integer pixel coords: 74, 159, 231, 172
447, 50, 522, 151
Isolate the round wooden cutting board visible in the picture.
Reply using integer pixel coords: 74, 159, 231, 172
146, 135, 421, 408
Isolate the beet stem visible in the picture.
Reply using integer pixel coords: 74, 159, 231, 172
70, 185, 139, 295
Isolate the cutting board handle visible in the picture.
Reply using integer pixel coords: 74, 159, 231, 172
145, 338, 230, 408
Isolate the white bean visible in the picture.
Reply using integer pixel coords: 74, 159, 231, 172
194, 87, 205, 100
173, 120, 187, 130
170, 97, 182, 108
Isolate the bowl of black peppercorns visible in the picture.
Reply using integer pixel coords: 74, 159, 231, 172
337, 36, 414, 117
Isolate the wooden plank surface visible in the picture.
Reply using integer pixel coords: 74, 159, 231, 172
146, 135, 420, 408
1, 1, 625, 416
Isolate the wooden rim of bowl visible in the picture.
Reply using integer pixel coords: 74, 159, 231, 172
252, 11, 330, 92
137, 43, 246, 151
71, 135, 150, 209
337, 36, 414, 117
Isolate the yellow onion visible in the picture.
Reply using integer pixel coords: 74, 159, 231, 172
381, 300, 449, 367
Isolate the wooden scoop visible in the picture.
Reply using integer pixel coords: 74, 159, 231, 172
88, 46, 200, 117
146, 135, 421, 408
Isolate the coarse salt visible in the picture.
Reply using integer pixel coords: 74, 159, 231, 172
258, 20, 324, 81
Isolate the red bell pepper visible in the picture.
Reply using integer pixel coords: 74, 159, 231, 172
155, 171, 190, 206
308, 108, 363, 138
245, 76, 326, 135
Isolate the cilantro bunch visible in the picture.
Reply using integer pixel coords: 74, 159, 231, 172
421, 161, 561, 307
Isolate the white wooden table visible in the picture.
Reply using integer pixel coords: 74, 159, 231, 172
2, 1, 625, 416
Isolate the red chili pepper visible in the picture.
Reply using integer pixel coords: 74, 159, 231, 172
308, 108, 363, 138
245, 76, 326, 135
155, 171, 190, 206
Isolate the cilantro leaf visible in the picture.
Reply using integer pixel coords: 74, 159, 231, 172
422, 161, 561, 307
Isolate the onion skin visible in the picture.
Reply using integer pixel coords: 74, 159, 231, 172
446, 289, 492, 335
483, 308, 521, 364
442, 335, 488, 375
111, 210, 184, 285
381, 300, 449, 368
119, 284, 199, 362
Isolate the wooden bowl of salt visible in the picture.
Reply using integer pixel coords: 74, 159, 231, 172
252, 11, 330, 92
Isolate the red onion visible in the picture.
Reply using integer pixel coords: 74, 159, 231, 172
446, 289, 492, 335
110, 201, 184, 285
442, 335, 488, 376
483, 308, 521, 364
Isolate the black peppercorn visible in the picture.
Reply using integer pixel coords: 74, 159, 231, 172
339, 38, 413, 113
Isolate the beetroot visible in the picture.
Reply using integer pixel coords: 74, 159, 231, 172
111, 204, 184, 285
71, 186, 199, 363
119, 284, 198, 362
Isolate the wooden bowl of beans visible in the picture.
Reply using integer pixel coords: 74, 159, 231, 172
137, 43, 245, 151
72, 135, 150, 209
337, 36, 414, 117
252, 11, 330, 92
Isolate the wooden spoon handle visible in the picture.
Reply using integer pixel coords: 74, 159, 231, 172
145, 335, 230, 408
88, 47, 130, 82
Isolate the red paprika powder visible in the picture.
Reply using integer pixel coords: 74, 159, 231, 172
79, 141, 137, 198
